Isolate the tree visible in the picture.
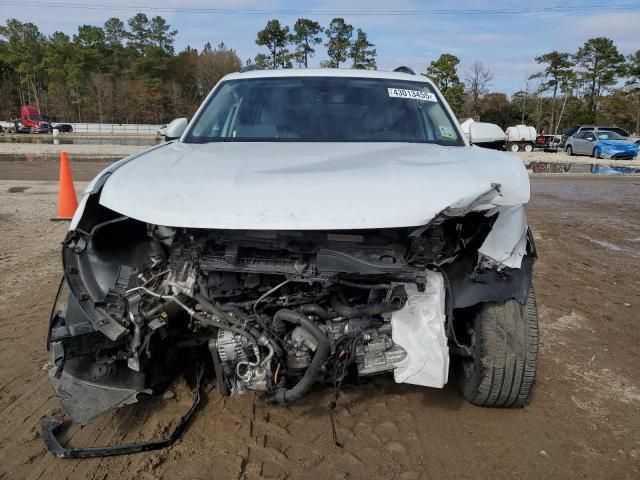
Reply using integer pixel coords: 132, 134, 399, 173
149, 16, 177, 53
530, 51, 575, 131
575, 37, 625, 118
126, 13, 150, 55
465, 61, 493, 120
625, 50, 640, 134
478, 93, 520, 127
349, 29, 376, 69
255, 19, 290, 69
196, 42, 241, 94
276, 48, 294, 68
104, 18, 126, 46
325, 18, 353, 68
627, 50, 640, 86
425, 54, 464, 112
0, 19, 46, 106
253, 53, 272, 69
292, 18, 322, 68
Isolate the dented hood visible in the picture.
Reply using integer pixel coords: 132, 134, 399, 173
97, 142, 529, 230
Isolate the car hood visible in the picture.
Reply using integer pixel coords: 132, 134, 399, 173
96, 142, 530, 230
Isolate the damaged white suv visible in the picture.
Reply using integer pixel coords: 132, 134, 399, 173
47, 68, 537, 437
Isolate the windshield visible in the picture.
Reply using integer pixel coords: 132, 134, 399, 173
185, 77, 463, 145
596, 131, 626, 141
27, 115, 44, 121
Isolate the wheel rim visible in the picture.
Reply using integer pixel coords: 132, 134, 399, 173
566, 146, 572, 154
524, 144, 533, 152
510, 144, 519, 152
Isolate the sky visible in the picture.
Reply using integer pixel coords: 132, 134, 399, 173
1, 0, 639, 95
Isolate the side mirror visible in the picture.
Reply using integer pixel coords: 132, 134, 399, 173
164, 118, 188, 140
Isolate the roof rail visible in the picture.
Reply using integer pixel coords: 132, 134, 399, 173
240, 64, 263, 73
393, 66, 415, 75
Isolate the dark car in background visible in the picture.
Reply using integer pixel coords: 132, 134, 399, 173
53, 123, 73, 133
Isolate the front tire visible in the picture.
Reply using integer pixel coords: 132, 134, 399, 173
566, 145, 573, 156
508, 142, 520, 152
453, 286, 538, 407
593, 148, 601, 159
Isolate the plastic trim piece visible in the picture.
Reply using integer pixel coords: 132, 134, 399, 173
42, 367, 202, 459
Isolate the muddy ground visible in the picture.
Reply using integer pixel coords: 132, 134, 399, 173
0, 165, 638, 479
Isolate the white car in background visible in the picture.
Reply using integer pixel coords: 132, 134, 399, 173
44, 69, 539, 455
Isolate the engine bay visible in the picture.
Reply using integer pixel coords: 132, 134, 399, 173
48, 197, 532, 425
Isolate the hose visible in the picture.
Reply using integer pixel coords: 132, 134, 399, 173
266, 309, 330, 404
300, 303, 333, 320
329, 285, 407, 319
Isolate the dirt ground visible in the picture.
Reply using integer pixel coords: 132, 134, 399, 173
0, 166, 638, 479
1, 140, 639, 167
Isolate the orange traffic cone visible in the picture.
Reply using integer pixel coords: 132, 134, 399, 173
51, 151, 78, 221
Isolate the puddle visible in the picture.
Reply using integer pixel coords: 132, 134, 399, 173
526, 162, 640, 175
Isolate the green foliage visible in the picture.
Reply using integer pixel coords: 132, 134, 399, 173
626, 50, 640, 87
531, 51, 575, 92
349, 29, 376, 70
2, 17, 634, 134
530, 51, 575, 130
292, 18, 322, 68
325, 18, 353, 68
0, 14, 237, 123
575, 37, 625, 117
255, 19, 291, 69
425, 54, 464, 112
477, 93, 521, 127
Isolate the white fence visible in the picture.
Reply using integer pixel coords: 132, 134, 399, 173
1, 121, 163, 135
60, 123, 163, 134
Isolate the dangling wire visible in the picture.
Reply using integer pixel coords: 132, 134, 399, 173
328, 332, 363, 448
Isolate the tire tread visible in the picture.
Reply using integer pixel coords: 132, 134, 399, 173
456, 286, 538, 408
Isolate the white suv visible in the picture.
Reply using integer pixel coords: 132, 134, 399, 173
46, 69, 539, 436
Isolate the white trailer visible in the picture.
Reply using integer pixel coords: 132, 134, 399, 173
505, 125, 537, 152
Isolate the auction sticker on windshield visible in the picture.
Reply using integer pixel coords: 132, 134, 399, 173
388, 88, 437, 102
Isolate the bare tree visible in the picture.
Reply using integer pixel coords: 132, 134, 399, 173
465, 61, 493, 120
196, 42, 241, 95
90, 73, 112, 124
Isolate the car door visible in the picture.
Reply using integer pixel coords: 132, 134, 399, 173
582, 132, 597, 155
571, 132, 585, 153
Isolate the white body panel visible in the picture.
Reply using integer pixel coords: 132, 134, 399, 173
478, 205, 528, 269
97, 141, 529, 230
392, 271, 449, 388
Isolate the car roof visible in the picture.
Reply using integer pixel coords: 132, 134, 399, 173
221, 68, 434, 85
579, 125, 625, 129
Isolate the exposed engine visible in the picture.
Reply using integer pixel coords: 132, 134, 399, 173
120, 226, 422, 402
49, 201, 535, 424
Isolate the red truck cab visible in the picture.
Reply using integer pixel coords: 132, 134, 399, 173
11, 105, 51, 133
